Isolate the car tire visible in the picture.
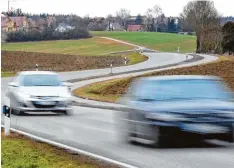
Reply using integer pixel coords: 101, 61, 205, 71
64, 109, 73, 116
228, 124, 234, 143
151, 126, 165, 148
125, 131, 137, 144
125, 118, 138, 144
220, 124, 234, 143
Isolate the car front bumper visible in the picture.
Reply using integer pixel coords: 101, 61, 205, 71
149, 121, 234, 141
16, 98, 73, 112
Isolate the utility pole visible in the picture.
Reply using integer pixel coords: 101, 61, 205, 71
8, 0, 18, 12
8, 0, 10, 12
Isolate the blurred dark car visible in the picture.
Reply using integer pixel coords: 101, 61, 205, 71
119, 75, 234, 147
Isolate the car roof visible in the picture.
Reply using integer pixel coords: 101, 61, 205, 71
18, 71, 58, 76
138, 75, 221, 81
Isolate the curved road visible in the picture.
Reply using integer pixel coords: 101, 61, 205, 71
2, 49, 233, 168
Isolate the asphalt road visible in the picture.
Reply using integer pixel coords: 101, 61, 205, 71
2, 51, 233, 168
59, 52, 187, 81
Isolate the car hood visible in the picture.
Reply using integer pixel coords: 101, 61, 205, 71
19, 86, 70, 97
132, 99, 234, 113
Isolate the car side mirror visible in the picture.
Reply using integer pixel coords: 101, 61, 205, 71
8, 82, 18, 87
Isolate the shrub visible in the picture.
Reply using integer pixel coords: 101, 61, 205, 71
6, 27, 91, 42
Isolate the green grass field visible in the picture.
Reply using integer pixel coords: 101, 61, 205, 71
2, 131, 116, 168
1, 72, 15, 78
92, 31, 196, 53
2, 37, 133, 56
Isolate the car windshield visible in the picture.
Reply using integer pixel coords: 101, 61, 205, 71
134, 79, 233, 101
20, 74, 62, 86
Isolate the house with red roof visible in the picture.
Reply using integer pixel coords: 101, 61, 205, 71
127, 24, 144, 31
1, 15, 56, 32
1, 16, 29, 32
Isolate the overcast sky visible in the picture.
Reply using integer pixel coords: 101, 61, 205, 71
1, 0, 233, 17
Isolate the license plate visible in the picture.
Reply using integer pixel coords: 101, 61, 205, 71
35, 101, 56, 105
181, 124, 229, 134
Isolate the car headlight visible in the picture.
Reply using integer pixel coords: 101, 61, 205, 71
145, 113, 186, 121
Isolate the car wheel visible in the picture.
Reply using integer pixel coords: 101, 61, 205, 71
64, 109, 73, 116
125, 131, 137, 144
124, 118, 137, 144
151, 126, 166, 148
220, 124, 234, 143
228, 124, 234, 143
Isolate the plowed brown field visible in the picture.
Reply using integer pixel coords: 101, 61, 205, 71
1, 51, 124, 72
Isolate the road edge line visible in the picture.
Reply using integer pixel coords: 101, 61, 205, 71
1, 125, 138, 168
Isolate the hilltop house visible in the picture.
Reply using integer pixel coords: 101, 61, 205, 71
1, 16, 29, 32
106, 22, 123, 31
29, 16, 48, 30
55, 23, 75, 32
127, 25, 144, 31
126, 15, 147, 31
1, 15, 56, 32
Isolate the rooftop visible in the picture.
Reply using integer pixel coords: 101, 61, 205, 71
9, 16, 27, 27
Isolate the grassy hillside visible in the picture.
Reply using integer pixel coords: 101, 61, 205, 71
2, 37, 133, 56
91, 31, 196, 53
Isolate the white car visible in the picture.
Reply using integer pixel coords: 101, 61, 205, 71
6, 71, 73, 115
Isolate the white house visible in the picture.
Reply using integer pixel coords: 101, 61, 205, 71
55, 23, 75, 32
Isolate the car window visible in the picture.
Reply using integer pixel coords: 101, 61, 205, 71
20, 74, 62, 86
133, 79, 233, 101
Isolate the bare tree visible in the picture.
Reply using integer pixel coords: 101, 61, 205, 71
145, 5, 162, 32
152, 5, 162, 32
201, 23, 222, 53
222, 22, 234, 54
116, 8, 130, 30
106, 14, 115, 24
181, 1, 220, 53
145, 8, 153, 31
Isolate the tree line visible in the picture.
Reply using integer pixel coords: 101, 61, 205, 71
181, 1, 234, 54
5, 14, 91, 42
